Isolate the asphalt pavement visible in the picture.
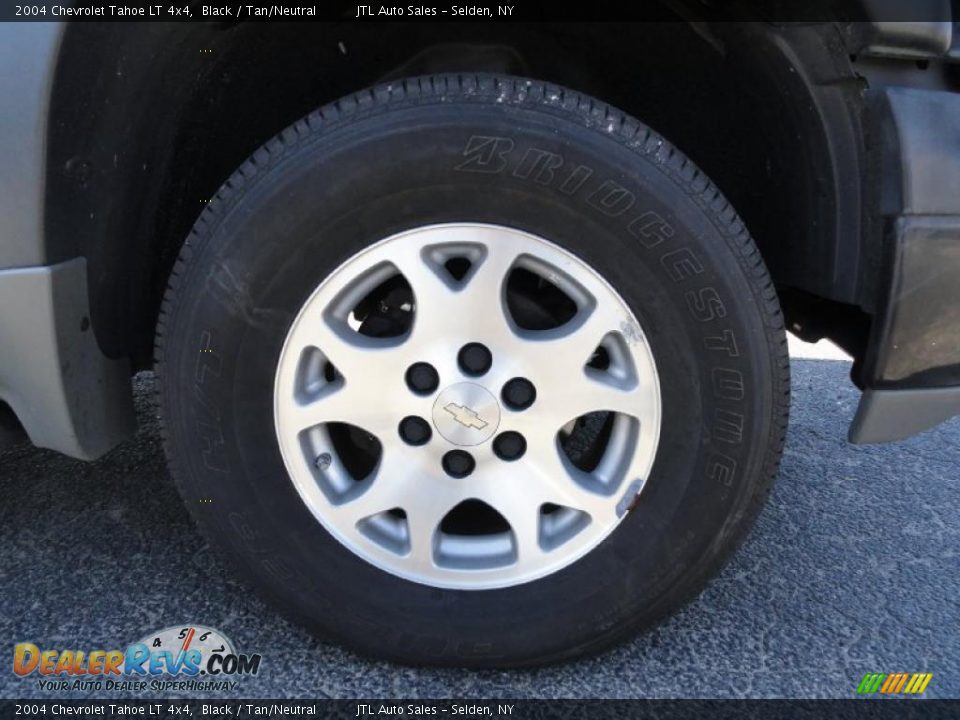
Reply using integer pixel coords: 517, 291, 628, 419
1, 343, 957, 699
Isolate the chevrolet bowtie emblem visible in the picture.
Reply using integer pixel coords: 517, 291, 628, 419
443, 402, 489, 430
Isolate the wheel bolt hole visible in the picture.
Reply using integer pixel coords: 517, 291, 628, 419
493, 431, 526, 461
398, 416, 431, 446
442, 450, 475, 478
405, 362, 439, 395
502, 377, 536, 411
457, 342, 492, 377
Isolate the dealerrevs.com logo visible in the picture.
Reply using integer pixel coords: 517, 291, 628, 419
12, 625, 262, 693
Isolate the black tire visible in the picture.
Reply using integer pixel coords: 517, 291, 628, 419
156, 74, 789, 667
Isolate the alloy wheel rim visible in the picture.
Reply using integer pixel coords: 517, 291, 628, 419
274, 223, 662, 589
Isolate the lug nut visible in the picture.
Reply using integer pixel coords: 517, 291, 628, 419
493, 432, 526, 461
442, 450, 475, 478
399, 416, 431, 446
457, 343, 492, 377
405, 362, 439, 394
502, 377, 536, 410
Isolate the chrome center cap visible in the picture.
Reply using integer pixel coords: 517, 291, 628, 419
432, 382, 501, 446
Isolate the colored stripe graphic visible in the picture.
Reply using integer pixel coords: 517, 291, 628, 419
880, 674, 897, 693
857, 674, 884, 694
912, 674, 933, 694
857, 672, 932, 694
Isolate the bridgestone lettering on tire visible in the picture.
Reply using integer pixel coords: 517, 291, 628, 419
156, 74, 790, 667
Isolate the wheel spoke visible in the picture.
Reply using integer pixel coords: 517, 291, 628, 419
522, 432, 619, 524
336, 443, 426, 525
477, 482, 544, 562
313, 316, 404, 380
288, 382, 397, 440
462, 241, 522, 306
520, 303, 627, 376
405, 493, 458, 572
548, 372, 651, 423
393, 239, 519, 343
332, 479, 403, 528
516, 299, 656, 424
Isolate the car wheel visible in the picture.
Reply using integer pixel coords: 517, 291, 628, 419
156, 74, 789, 667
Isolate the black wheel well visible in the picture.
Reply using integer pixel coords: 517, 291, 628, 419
45, 19, 873, 370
